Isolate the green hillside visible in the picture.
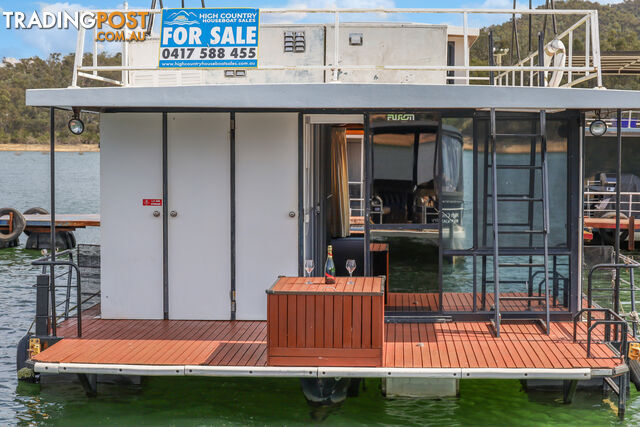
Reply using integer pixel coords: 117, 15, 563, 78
1, 1, 639, 145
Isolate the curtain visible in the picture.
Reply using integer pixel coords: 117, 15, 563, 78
329, 127, 350, 238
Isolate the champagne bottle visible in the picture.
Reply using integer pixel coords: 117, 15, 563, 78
324, 245, 336, 284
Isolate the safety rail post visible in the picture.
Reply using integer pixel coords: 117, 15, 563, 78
333, 9, 340, 82
568, 29, 573, 84
591, 10, 602, 87
585, 14, 590, 77
488, 31, 495, 85
72, 26, 86, 87
463, 12, 469, 83
538, 31, 544, 87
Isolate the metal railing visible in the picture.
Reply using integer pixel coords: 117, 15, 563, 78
573, 307, 628, 359
31, 249, 83, 338
583, 190, 640, 219
495, 10, 602, 87
70, 7, 602, 88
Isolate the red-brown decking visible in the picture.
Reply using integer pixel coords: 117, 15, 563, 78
33, 306, 622, 370
387, 292, 569, 312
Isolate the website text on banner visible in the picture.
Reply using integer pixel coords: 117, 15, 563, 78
159, 8, 259, 69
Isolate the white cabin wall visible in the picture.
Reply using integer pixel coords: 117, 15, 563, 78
235, 113, 299, 320
100, 113, 164, 319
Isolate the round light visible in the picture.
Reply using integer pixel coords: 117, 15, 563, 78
589, 119, 607, 137
68, 118, 84, 135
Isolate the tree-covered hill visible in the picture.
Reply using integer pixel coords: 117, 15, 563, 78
1, 0, 639, 145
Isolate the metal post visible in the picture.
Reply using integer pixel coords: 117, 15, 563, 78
363, 113, 371, 276
333, 10, 339, 82
490, 108, 500, 336
538, 32, 545, 87
463, 12, 469, 83
49, 107, 56, 336
615, 109, 622, 317
488, 31, 495, 86
568, 30, 573, 84
592, 11, 603, 87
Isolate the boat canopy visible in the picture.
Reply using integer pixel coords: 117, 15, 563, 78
26, 84, 640, 112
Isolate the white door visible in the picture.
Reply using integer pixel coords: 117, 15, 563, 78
236, 113, 299, 320
167, 113, 231, 320
100, 113, 164, 319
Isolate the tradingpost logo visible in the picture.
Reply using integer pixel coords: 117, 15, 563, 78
3, 9, 151, 42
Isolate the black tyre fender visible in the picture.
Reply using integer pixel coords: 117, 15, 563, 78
16, 334, 30, 372
23, 207, 48, 237
0, 208, 26, 242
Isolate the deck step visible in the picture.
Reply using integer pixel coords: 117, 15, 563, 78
494, 133, 541, 138
385, 315, 453, 324
494, 165, 542, 170
498, 229, 545, 234
499, 263, 546, 268
500, 296, 546, 301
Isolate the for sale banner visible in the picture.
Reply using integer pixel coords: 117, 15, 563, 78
158, 8, 259, 68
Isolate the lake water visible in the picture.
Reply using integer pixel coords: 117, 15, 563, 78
1, 150, 639, 425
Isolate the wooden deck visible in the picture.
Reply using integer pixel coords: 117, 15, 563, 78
32, 306, 621, 371
386, 292, 568, 312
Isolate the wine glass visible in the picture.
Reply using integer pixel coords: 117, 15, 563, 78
304, 260, 314, 284
346, 259, 356, 284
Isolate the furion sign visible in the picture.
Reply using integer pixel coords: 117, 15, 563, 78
159, 8, 259, 68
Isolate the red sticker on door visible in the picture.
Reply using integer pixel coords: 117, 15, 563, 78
143, 199, 162, 206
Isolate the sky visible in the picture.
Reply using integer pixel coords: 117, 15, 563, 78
0, 0, 622, 59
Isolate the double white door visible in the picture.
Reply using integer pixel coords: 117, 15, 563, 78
100, 112, 298, 320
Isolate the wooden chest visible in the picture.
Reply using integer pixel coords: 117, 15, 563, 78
266, 276, 384, 367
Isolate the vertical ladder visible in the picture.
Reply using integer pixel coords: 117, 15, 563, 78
485, 108, 551, 337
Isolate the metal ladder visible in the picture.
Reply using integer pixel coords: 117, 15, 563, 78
483, 108, 551, 337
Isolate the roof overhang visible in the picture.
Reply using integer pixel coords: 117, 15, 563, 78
25, 84, 640, 112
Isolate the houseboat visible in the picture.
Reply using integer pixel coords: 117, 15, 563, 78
16, 5, 640, 418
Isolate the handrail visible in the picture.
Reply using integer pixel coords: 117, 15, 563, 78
587, 263, 640, 317
573, 308, 628, 358
70, 7, 601, 88
31, 250, 83, 338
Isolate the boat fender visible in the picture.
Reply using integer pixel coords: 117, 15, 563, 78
0, 208, 26, 243
22, 207, 48, 237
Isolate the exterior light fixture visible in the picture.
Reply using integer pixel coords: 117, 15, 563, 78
589, 119, 607, 137
68, 108, 84, 135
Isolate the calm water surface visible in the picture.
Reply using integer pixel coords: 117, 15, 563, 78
1, 150, 639, 426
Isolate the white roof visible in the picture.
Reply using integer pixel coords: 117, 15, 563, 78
25, 84, 640, 111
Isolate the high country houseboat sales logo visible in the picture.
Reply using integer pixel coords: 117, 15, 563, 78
2, 9, 150, 42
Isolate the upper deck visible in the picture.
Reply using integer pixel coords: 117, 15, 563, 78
69, 7, 602, 89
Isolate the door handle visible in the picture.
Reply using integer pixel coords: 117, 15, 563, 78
153, 210, 161, 217
288, 211, 296, 218
170, 211, 178, 217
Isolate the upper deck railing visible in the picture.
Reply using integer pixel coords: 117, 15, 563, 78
71, 7, 603, 88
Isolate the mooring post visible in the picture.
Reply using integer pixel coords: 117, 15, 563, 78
77, 373, 97, 397
618, 372, 628, 419
562, 380, 578, 404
